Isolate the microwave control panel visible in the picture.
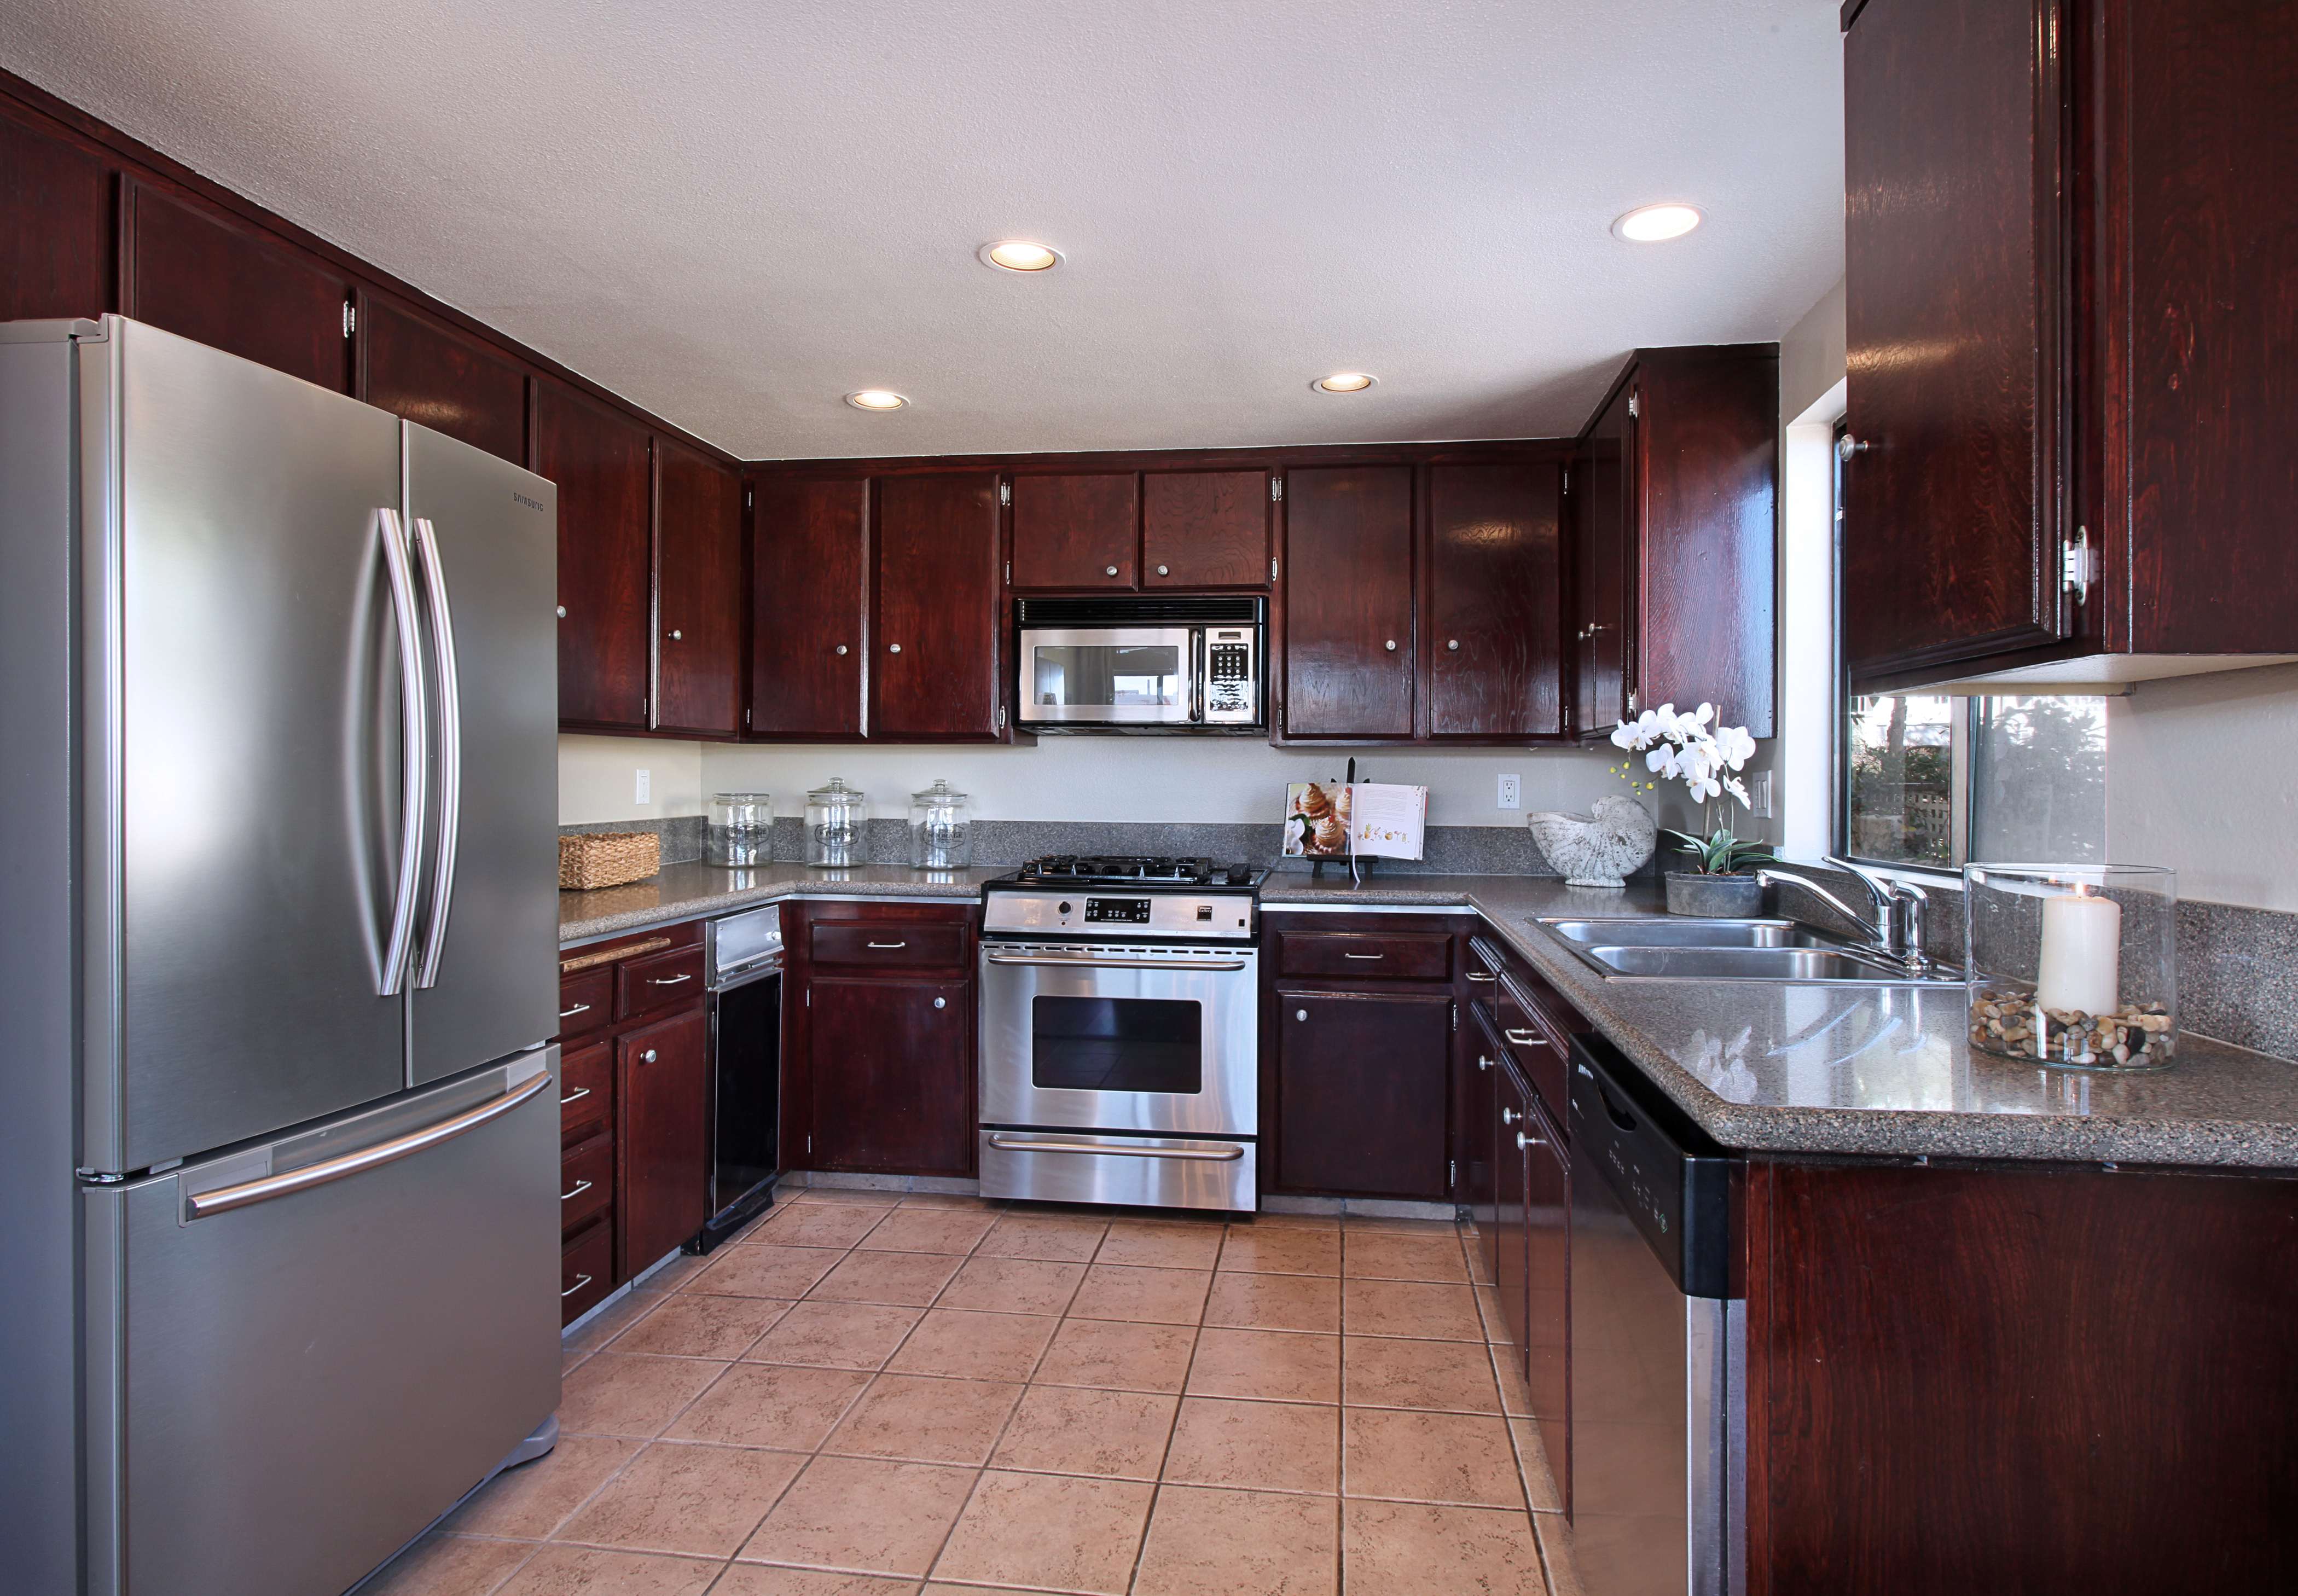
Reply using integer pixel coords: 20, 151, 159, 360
1204, 628, 1258, 723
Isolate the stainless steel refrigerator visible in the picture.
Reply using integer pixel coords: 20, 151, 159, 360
0, 317, 564, 1596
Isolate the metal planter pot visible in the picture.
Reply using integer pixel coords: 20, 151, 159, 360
1664, 872, 1765, 918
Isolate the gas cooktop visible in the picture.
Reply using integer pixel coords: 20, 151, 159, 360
1000, 855, 1263, 889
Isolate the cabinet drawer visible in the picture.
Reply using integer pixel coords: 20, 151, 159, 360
561, 1216, 612, 1325
560, 1129, 614, 1237
810, 921, 968, 972
616, 944, 704, 1020
559, 1040, 613, 1146
558, 968, 611, 1040
1276, 930, 1453, 982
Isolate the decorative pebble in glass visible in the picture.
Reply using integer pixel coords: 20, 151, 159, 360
1963, 863, 2177, 1071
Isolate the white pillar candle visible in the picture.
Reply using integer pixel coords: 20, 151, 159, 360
2036, 890, 2122, 1015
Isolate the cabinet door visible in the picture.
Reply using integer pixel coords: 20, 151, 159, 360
1492, 1063, 1533, 1365
1842, 0, 2068, 681
617, 1007, 709, 1277
654, 440, 744, 738
1280, 466, 1414, 738
1427, 462, 1564, 738
1144, 470, 1268, 588
1522, 1095, 1569, 1514
751, 474, 867, 738
357, 292, 527, 464
1011, 472, 1139, 589
536, 382, 653, 729
1274, 990, 1450, 1198
874, 472, 1003, 739
1573, 383, 1632, 735
809, 977, 972, 1176
0, 103, 109, 322
123, 179, 350, 391
1466, 1026, 1502, 1287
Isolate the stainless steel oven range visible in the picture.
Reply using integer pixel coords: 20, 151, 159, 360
978, 856, 1264, 1211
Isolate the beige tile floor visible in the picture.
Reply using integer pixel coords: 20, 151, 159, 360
362, 1191, 1568, 1596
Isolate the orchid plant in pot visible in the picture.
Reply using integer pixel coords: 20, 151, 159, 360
1610, 703, 1774, 916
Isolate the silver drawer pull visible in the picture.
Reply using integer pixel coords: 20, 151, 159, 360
988, 1134, 1245, 1163
560, 1086, 593, 1105
645, 973, 693, 986
1505, 1028, 1548, 1048
560, 1273, 593, 1298
561, 1179, 593, 1202
1466, 971, 1496, 983
867, 941, 909, 950
559, 1002, 592, 1018
1343, 951, 1385, 961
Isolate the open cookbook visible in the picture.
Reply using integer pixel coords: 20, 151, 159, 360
1282, 781, 1427, 861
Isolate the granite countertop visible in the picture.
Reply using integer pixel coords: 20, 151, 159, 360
1263, 873, 2298, 1170
561, 861, 2298, 1170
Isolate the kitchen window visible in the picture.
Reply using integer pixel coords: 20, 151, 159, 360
1832, 425, 2109, 871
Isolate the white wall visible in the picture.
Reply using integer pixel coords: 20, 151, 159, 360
559, 734, 705, 825
699, 739, 1624, 828
2108, 663, 2298, 913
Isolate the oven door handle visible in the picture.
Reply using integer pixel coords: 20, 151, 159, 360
983, 953, 1250, 972
986, 1134, 1246, 1163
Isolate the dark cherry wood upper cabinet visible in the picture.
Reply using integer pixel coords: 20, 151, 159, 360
873, 471, 1005, 740
751, 474, 868, 739
1841, 0, 2067, 684
1273, 989, 1450, 1199
1011, 472, 1139, 589
0, 103, 110, 322
121, 179, 350, 392
1572, 348, 1777, 738
1280, 465, 1415, 739
808, 977, 973, 1177
653, 441, 744, 739
1572, 385, 1631, 738
536, 381, 653, 730
1143, 469, 1269, 587
1426, 461, 1564, 738
1842, 0, 2298, 690
355, 292, 527, 464
615, 1007, 709, 1276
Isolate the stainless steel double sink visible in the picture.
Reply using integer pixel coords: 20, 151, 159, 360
1537, 918, 1962, 985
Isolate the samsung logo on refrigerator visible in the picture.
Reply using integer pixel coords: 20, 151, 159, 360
511, 491, 546, 512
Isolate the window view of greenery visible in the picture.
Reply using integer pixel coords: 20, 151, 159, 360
1970, 696, 2107, 862
1846, 694, 1957, 867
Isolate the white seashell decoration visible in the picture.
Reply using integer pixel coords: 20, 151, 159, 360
1527, 796, 1658, 887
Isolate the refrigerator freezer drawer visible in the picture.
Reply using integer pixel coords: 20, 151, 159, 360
82, 1054, 561, 1596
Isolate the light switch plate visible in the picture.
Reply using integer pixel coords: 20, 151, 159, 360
1498, 773, 1522, 811
1749, 770, 1772, 819
635, 768, 652, 804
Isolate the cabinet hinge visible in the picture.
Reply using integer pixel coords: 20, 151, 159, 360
1269, 477, 1283, 503
745, 488, 753, 508
805, 1135, 813, 1154
999, 481, 1012, 507
1450, 1001, 1458, 1034
1626, 688, 1638, 715
1626, 392, 1639, 420
996, 704, 1006, 733
2063, 526, 2098, 604
1561, 467, 1570, 494
1449, 1158, 1457, 1189
1005, 560, 1012, 584
342, 302, 356, 338
1270, 558, 1279, 582
805, 989, 811, 1007
744, 706, 752, 729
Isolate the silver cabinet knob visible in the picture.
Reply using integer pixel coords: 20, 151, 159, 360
1105, 565, 1119, 577
1156, 564, 1170, 576
1447, 639, 1459, 651
1516, 1131, 1531, 1151
1837, 433, 1871, 462
555, 605, 567, 619
639, 1048, 657, 1064
836, 644, 849, 655
1501, 1107, 1520, 1125
889, 643, 902, 654
1384, 639, 1397, 651
667, 629, 682, 641
1295, 1008, 1308, 1022
1478, 1055, 1492, 1072
932, 996, 947, 1009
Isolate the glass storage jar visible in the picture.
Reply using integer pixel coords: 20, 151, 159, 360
1964, 863, 2177, 1070
908, 780, 973, 869
805, 779, 868, 867
706, 792, 774, 867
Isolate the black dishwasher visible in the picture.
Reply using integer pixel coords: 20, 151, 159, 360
1566, 1034, 1743, 1596
695, 907, 784, 1252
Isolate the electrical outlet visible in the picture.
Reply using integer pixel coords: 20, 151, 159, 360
635, 768, 652, 805
1497, 773, 1522, 811
1749, 770, 1773, 819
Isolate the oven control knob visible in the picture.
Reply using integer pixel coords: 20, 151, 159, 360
1058, 901, 1072, 915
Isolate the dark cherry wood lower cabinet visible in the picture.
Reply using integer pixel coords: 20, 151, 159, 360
1519, 1094, 1569, 1512
1490, 1057, 1533, 1350
616, 1007, 709, 1281
1273, 991, 1451, 1199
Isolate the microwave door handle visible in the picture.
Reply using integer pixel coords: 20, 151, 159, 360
1189, 629, 1205, 723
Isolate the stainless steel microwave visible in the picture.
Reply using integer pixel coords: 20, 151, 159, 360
1015, 596, 1265, 730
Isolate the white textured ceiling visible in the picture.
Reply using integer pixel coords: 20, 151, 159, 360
2, 1, 1845, 459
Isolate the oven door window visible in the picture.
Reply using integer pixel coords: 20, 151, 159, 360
1033, 645, 1185, 710
1031, 996, 1202, 1095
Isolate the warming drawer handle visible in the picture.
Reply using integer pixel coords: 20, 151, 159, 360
984, 954, 1250, 972
866, 941, 909, 950
1504, 1028, 1550, 1048
1342, 951, 1385, 961
645, 973, 693, 986
185, 1072, 552, 1219
561, 1274, 594, 1299
987, 1134, 1246, 1163
561, 1179, 593, 1202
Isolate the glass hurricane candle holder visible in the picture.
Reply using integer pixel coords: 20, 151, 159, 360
1963, 863, 2177, 1070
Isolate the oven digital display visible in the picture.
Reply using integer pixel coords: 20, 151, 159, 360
1083, 897, 1152, 924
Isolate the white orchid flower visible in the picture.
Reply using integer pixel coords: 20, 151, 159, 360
1722, 774, 1751, 808
1713, 724, 1757, 769
1686, 770, 1721, 803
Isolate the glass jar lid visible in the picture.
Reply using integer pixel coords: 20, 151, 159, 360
910, 779, 967, 808
713, 791, 773, 803
806, 777, 865, 808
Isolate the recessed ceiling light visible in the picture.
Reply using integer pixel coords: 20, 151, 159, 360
1314, 372, 1377, 394
845, 389, 908, 410
979, 240, 1063, 272
1611, 204, 1703, 242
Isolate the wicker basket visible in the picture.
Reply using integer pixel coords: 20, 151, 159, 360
558, 830, 660, 891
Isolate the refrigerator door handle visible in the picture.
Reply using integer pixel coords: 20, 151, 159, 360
184, 1070, 550, 1219
378, 508, 428, 996
410, 515, 462, 990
